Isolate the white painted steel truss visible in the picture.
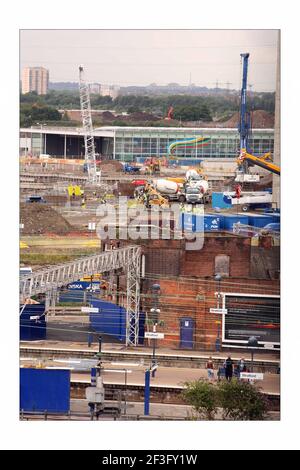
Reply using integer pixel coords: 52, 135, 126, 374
78, 65, 99, 184
20, 246, 141, 346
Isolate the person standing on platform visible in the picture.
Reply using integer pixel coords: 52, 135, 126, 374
225, 356, 233, 382
206, 357, 215, 381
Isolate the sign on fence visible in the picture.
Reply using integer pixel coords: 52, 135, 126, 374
240, 372, 264, 381
145, 332, 165, 339
81, 307, 99, 314
210, 308, 228, 315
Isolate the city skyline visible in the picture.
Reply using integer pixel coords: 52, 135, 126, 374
20, 30, 278, 92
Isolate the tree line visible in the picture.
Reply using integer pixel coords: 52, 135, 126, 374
20, 90, 275, 126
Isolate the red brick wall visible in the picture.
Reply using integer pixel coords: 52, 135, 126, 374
144, 277, 279, 351
181, 235, 251, 278
119, 233, 252, 279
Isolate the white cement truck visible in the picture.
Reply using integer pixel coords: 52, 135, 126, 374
152, 172, 210, 204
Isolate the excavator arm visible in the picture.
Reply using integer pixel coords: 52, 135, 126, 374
136, 183, 170, 208
237, 149, 280, 176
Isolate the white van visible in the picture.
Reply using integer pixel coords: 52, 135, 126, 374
39, 154, 51, 159
20, 267, 33, 276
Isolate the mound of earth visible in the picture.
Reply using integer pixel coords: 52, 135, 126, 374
99, 160, 123, 174
99, 111, 116, 121
223, 110, 274, 128
20, 203, 72, 235
117, 182, 135, 197
128, 112, 160, 122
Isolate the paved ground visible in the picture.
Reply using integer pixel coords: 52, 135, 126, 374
70, 366, 280, 395
20, 353, 280, 395
70, 399, 280, 421
45, 323, 122, 344
20, 339, 280, 363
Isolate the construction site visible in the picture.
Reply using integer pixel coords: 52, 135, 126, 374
19, 48, 280, 421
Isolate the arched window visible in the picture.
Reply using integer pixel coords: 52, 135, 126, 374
215, 254, 230, 277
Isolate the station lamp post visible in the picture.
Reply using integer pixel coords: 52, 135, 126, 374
248, 336, 258, 372
150, 283, 161, 378
214, 274, 222, 352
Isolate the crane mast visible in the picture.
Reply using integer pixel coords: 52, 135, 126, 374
78, 65, 99, 183
239, 53, 250, 150
238, 53, 251, 173
235, 53, 280, 182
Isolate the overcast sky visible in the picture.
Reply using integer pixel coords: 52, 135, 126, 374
20, 30, 278, 91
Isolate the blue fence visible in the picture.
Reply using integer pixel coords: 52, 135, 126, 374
179, 213, 221, 232
90, 299, 126, 342
20, 368, 70, 413
179, 210, 280, 233
90, 298, 145, 344
20, 304, 46, 341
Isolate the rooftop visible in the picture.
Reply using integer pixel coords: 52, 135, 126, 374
20, 125, 274, 137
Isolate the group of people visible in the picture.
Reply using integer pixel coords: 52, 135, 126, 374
206, 356, 248, 382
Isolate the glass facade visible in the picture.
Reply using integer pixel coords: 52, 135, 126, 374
113, 128, 274, 162
20, 126, 274, 161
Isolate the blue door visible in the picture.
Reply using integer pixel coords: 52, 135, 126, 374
180, 317, 195, 349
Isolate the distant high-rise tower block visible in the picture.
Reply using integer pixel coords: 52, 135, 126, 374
22, 67, 49, 95
100, 84, 120, 99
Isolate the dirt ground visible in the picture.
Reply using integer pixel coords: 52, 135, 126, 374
20, 202, 72, 235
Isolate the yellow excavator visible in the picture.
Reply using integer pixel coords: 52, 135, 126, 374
136, 182, 170, 209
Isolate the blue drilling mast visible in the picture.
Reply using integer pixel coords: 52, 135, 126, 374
239, 52, 251, 154
236, 52, 280, 181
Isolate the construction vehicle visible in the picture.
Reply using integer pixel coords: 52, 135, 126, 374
135, 171, 210, 207
123, 163, 141, 174
26, 196, 47, 204
135, 182, 170, 208
236, 150, 280, 178
67, 185, 84, 197
152, 179, 186, 203
165, 106, 174, 120
143, 157, 161, 175
235, 53, 280, 183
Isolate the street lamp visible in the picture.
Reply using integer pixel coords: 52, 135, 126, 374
150, 283, 161, 378
214, 274, 222, 308
214, 274, 222, 352
95, 335, 103, 376
248, 336, 258, 372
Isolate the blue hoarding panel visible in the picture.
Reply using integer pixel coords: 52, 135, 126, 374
203, 215, 221, 232
67, 281, 101, 291
20, 368, 70, 413
262, 213, 281, 224
20, 304, 46, 341
59, 290, 86, 303
248, 214, 274, 228
222, 214, 249, 231
90, 299, 126, 342
179, 213, 220, 232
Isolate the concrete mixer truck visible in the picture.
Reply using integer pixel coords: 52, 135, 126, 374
152, 173, 209, 204
152, 179, 186, 203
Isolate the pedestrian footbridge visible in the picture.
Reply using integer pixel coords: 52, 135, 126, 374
20, 246, 141, 346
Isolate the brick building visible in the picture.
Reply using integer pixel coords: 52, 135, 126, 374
116, 232, 280, 351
